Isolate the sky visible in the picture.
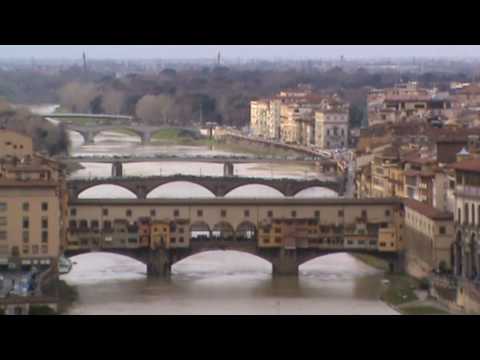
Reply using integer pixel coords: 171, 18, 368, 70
1, 45, 480, 60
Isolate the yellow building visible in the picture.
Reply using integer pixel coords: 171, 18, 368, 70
0, 129, 34, 158
0, 129, 66, 270
150, 220, 170, 249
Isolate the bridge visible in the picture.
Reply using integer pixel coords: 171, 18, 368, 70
59, 155, 340, 177
65, 197, 405, 277
63, 124, 201, 145
44, 113, 134, 121
67, 174, 344, 199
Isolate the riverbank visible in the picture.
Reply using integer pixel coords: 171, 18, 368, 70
352, 254, 452, 315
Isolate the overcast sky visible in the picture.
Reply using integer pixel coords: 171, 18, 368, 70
1, 45, 480, 60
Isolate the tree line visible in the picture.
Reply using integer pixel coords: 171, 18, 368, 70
1, 64, 477, 129
0, 98, 70, 156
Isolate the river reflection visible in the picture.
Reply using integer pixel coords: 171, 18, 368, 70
60, 127, 396, 314
62, 252, 396, 315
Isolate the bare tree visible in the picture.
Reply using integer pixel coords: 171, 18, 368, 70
135, 94, 174, 125
58, 82, 99, 113
102, 89, 126, 114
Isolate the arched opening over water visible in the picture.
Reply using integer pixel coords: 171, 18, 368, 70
294, 187, 338, 198
94, 129, 142, 144
147, 181, 216, 198
299, 252, 384, 277
224, 184, 285, 198
68, 130, 86, 146
172, 250, 272, 275
78, 184, 138, 199
61, 252, 146, 283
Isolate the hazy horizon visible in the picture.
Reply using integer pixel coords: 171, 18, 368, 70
1, 45, 480, 61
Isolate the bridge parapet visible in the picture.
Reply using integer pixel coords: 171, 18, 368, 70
67, 174, 344, 199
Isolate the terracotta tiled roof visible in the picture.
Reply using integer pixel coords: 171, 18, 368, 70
451, 159, 480, 173
403, 198, 453, 221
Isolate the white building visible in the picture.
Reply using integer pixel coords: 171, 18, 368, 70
315, 110, 349, 149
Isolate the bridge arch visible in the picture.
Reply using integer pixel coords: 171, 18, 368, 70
293, 186, 339, 198
171, 249, 273, 273
67, 129, 88, 145
77, 183, 139, 199
146, 181, 216, 198
93, 128, 145, 143
224, 183, 286, 198
63, 251, 149, 279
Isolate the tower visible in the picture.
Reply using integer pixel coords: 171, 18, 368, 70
82, 52, 88, 74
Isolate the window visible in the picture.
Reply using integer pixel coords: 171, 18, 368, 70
41, 202, 48, 211
41, 217, 48, 229
268, 210, 273, 218
150, 209, 156, 217
472, 204, 476, 225
70, 208, 77, 217
91, 220, 99, 229
275, 237, 281, 243
32, 245, 39, 255
385, 210, 391, 217
22, 202, 29, 211
197, 209, 203, 217
179, 237, 184, 243
439, 226, 446, 235
126, 209, 132, 217
41, 245, 48, 254
314, 210, 320, 218
103, 221, 112, 230
22, 245, 29, 255
361, 210, 367, 218
41, 231, 48, 243
103, 209, 109, 216
0, 217, 6, 226
274, 227, 281, 234
0, 231, 7, 240
338, 210, 344, 217
174, 209, 179, 217
244, 210, 250, 217
179, 227, 185, 234
221, 210, 227, 218
264, 237, 270, 244
170, 238, 176, 243
69, 220, 77, 229
22, 217, 29, 229
291, 211, 297, 218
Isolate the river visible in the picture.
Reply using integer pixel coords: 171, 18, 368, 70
34, 105, 397, 314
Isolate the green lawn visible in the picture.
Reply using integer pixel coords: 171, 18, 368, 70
401, 305, 449, 315
352, 254, 389, 271
380, 274, 419, 306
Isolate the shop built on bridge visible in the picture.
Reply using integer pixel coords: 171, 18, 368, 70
65, 197, 405, 276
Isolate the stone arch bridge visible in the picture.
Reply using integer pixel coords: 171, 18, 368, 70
67, 174, 344, 199
64, 124, 200, 144
64, 244, 401, 277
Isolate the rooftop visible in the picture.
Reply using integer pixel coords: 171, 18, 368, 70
403, 198, 453, 221
451, 159, 480, 173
